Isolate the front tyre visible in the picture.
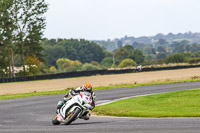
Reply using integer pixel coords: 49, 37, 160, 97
52, 114, 60, 125
64, 108, 81, 125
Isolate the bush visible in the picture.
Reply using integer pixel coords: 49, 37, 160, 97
66, 64, 83, 72
49, 66, 57, 74
90, 61, 100, 66
70, 60, 82, 66
81, 63, 101, 71
118, 58, 137, 68
56, 58, 71, 72
166, 53, 185, 63
56, 58, 83, 72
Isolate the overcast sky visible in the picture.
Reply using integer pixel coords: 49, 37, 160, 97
44, 0, 200, 40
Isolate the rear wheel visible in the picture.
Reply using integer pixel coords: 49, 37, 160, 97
52, 114, 60, 125
64, 108, 81, 125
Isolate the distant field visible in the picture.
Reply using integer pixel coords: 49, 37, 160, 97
0, 67, 200, 95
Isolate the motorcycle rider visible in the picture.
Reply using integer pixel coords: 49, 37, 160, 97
56, 83, 96, 120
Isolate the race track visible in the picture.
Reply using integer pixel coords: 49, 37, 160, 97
1, 81, 200, 133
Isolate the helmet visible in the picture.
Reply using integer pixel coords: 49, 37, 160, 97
83, 83, 92, 92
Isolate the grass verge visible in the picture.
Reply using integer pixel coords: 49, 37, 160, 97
94, 78, 200, 90
93, 88, 200, 117
0, 78, 200, 100
0, 89, 69, 100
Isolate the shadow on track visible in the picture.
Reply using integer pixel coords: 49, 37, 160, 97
71, 121, 110, 126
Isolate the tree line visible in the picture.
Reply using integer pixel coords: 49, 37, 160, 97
41, 39, 145, 74
41, 38, 200, 74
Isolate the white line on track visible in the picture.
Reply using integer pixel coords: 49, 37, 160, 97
96, 93, 160, 106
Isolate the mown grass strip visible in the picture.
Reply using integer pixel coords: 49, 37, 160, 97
93, 88, 200, 117
0, 89, 69, 100
0, 79, 200, 100
93, 78, 200, 90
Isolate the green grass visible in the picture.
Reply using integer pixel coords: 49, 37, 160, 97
93, 88, 200, 117
0, 78, 200, 100
93, 78, 200, 90
0, 89, 69, 100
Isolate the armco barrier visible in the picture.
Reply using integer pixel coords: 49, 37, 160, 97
0, 65, 199, 83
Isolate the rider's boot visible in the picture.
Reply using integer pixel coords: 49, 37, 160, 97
80, 111, 91, 120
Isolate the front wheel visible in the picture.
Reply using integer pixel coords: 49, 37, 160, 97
52, 114, 60, 125
64, 108, 81, 125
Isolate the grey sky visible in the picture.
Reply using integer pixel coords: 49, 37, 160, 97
44, 0, 200, 40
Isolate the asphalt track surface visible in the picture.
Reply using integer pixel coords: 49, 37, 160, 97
1, 81, 200, 133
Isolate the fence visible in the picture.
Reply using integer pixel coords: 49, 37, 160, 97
0, 64, 199, 83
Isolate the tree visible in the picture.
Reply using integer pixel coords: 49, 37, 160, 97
114, 45, 145, 65
78, 39, 105, 63
187, 58, 200, 64
12, 0, 48, 74
132, 49, 145, 64
172, 44, 200, 53
42, 44, 65, 66
194, 51, 200, 58
26, 55, 42, 75
102, 47, 113, 58
123, 45, 145, 64
114, 47, 129, 61
132, 42, 146, 49
170, 41, 181, 50
156, 39, 168, 45
118, 58, 136, 68
156, 53, 167, 60
145, 54, 156, 61
180, 40, 190, 45
157, 46, 166, 53
101, 57, 113, 68
42, 39, 111, 66
143, 47, 156, 55
124, 45, 134, 52
173, 44, 189, 53
0, 0, 16, 77
62, 39, 105, 63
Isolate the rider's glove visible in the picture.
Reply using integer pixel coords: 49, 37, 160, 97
89, 102, 95, 110
70, 89, 76, 96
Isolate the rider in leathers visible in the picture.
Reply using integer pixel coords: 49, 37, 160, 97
57, 83, 96, 120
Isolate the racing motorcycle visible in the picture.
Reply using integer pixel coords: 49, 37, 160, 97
52, 90, 93, 125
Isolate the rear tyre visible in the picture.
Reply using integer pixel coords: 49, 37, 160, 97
52, 114, 60, 125
64, 108, 81, 125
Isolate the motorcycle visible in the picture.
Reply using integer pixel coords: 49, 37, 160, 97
52, 90, 93, 125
